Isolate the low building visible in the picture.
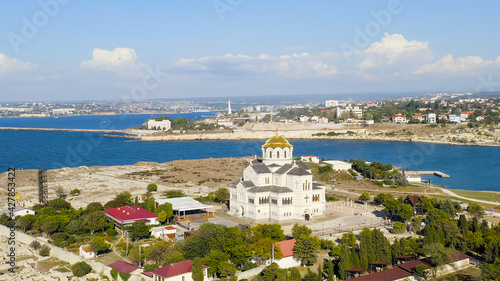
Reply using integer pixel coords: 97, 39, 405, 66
427, 113, 437, 123
155, 197, 214, 222
147, 119, 171, 130
79, 244, 96, 259
322, 160, 352, 171
149, 260, 210, 281
392, 113, 407, 123
108, 260, 141, 274
0, 206, 35, 218
217, 119, 234, 127
104, 206, 159, 227
151, 225, 178, 240
301, 155, 320, 164
405, 173, 422, 183
274, 239, 300, 268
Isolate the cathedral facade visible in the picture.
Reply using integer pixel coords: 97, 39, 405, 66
229, 134, 326, 222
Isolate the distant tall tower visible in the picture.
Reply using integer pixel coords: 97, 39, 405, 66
227, 99, 232, 115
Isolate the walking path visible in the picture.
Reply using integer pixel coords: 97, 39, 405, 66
439, 188, 500, 206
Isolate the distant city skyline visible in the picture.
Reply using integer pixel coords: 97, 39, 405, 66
1, 1, 500, 102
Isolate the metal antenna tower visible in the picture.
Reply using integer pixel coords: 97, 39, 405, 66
38, 169, 48, 205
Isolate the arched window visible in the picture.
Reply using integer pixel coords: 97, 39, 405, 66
277, 151, 280, 158
284, 151, 287, 158
269, 151, 272, 158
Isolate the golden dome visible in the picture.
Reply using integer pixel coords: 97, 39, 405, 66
262, 135, 292, 148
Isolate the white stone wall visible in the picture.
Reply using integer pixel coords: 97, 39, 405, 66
0, 225, 119, 280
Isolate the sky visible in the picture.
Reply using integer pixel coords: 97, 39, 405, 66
1, 0, 500, 102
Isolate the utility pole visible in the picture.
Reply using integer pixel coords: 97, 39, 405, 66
271, 243, 274, 263
125, 231, 129, 257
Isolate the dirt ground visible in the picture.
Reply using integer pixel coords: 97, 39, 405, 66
0, 157, 250, 209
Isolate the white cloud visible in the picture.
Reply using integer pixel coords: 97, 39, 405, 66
357, 33, 433, 70
81, 47, 139, 70
0, 54, 35, 76
414, 54, 499, 75
172, 52, 336, 78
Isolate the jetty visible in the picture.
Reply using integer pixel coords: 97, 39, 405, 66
408, 171, 450, 178
0, 127, 130, 134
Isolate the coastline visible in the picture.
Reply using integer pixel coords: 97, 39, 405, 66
2, 124, 500, 147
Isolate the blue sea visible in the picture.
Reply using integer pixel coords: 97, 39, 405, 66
1, 114, 499, 191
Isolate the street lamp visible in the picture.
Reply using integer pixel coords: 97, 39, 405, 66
338, 223, 341, 233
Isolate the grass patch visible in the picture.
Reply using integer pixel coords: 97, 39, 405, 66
449, 189, 500, 203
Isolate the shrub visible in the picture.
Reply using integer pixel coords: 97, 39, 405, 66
119, 272, 131, 281
242, 262, 257, 271
110, 268, 119, 280
147, 183, 158, 192
71, 261, 92, 277
70, 189, 81, 196
325, 194, 339, 202
318, 165, 333, 174
29, 240, 41, 250
107, 228, 118, 237
392, 222, 407, 234
39, 245, 51, 256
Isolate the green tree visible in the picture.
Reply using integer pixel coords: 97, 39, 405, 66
104, 200, 122, 209
293, 236, 320, 266
85, 202, 103, 213
114, 191, 133, 206
292, 223, 312, 239
424, 243, 452, 267
392, 222, 407, 234
341, 232, 357, 248
213, 188, 230, 203
156, 202, 173, 222
157, 210, 167, 223
81, 211, 109, 234
69, 189, 81, 196
202, 249, 229, 277
338, 244, 351, 279
303, 267, 318, 281
147, 183, 158, 192
398, 204, 414, 221
413, 264, 428, 280
467, 202, 485, 219
358, 191, 370, 202
253, 223, 285, 242
411, 216, 423, 233
191, 257, 204, 281
71, 261, 92, 277
48, 198, 72, 210
392, 172, 409, 186
15, 214, 36, 232
480, 262, 500, 281
359, 228, 375, 268
259, 263, 280, 281
290, 267, 302, 281
90, 236, 110, 254
126, 221, 150, 241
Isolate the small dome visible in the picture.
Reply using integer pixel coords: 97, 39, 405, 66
262, 135, 292, 148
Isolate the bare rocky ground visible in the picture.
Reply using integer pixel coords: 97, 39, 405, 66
0, 157, 250, 210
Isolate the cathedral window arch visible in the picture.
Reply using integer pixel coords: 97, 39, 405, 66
277, 151, 280, 158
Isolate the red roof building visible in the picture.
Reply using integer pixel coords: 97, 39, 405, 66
104, 206, 158, 227
275, 239, 296, 258
150, 260, 209, 280
108, 260, 140, 274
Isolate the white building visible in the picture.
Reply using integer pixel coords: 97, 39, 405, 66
301, 155, 320, 164
427, 113, 437, 124
79, 244, 96, 259
0, 206, 35, 217
147, 119, 171, 131
325, 100, 339, 108
322, 160, 352, 171
337, 105, 363, 119
229, 134, 326, 222
393, 113, 407, 123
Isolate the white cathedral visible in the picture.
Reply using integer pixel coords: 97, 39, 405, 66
229, 134, 326, 222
